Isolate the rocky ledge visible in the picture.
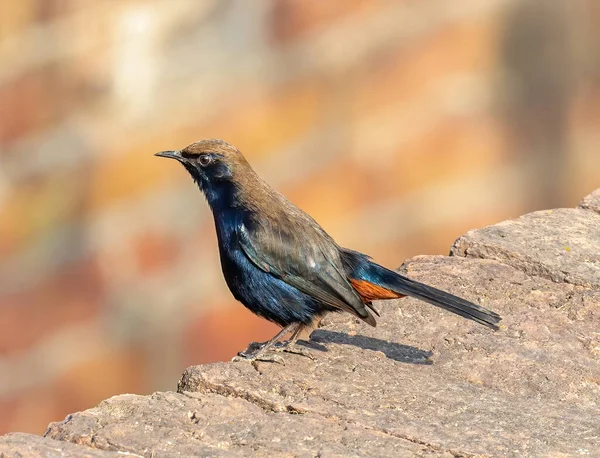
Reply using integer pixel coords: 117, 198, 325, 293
1, 189, 599, 458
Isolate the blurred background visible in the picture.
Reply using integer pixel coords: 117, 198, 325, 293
1, 0, 599, 436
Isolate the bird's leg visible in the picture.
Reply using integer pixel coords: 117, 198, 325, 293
289, 324, 304, 344
271, 324, 316, 360
233, 323, 299, 364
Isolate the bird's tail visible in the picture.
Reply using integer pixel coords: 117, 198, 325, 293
341, 249, 501, 330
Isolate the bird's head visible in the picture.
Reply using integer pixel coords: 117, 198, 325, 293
155, 139, 252, 207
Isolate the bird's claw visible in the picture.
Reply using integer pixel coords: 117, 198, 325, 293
231, 341, 286, 365
231, 339, 315, 364
239, 341, 263, 354
232, 351, 285, 365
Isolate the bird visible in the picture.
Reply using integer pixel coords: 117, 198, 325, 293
155, 139, 501, 362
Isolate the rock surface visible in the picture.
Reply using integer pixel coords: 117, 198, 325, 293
579, 189, 600, 214
0, 433, 125, 457
451, 208, 600, 288
1, 189, 599, 458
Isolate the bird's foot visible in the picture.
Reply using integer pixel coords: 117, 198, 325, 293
231, 352, 285, 365
272, 341, 316, 361
231, 342, 285, 365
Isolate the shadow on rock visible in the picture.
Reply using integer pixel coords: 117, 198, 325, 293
307, 330, 433, 365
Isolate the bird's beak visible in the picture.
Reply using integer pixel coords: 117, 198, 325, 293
155, 150, 183, 162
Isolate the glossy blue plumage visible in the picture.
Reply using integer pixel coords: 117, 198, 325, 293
213, 204, 329, 327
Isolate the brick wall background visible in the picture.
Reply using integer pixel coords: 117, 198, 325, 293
1, 0, 599, 435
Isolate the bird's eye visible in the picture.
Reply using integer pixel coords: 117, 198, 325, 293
198, 154, 212, 167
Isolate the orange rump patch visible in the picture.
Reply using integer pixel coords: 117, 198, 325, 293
350, 279, 405, 302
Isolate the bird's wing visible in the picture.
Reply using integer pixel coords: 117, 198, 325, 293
237, 217, 376, 326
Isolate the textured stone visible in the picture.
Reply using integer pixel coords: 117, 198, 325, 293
579, 189, 600, 214
46, 392, 432, 457
37, 253, 600, 457
451, 207, 600, 288
0, 433, 124, 457
174, 257, 600, 457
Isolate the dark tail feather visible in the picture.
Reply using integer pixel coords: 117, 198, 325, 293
369, 262, 500, 329
342, 251, 501, 330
